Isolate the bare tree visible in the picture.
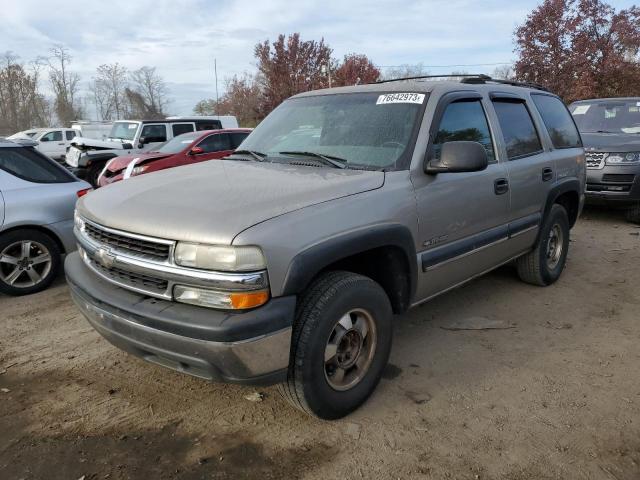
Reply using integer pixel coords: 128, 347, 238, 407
93, 63, 129, 120
49, 45, 83, 125
380, 63, 430, 80
491, 64, 515, 80
0, 52, 50, 133
128, 66, 169, 119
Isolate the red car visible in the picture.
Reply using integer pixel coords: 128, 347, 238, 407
97, 128, 251, 187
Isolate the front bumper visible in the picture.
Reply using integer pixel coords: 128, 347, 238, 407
586, 165, 640, 205
65, 252, 295, 385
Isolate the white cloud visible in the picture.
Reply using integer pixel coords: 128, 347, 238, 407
7, 0, 632, 115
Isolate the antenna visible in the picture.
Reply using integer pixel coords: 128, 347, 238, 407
214, 58, 219, 115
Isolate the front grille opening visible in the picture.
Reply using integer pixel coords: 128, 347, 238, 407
586, 152, 607, 169
84, 223, 171, 261
91, 260, 168, 292
602, 174, 635, 184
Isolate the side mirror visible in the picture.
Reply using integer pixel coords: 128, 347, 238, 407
189, 146, 204, 155
425, 141, 488, 174
138, 137, 147, 148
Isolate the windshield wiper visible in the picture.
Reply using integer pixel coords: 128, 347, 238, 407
231, 149, 268, 161
278, 151, 347, 169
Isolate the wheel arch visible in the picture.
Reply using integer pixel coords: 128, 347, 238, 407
544, 179, 581, 227
281, 224, 417, 314
0, 224, 66, 254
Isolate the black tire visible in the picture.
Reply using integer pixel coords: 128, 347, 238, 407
278, 271, 393, 420
516, 204, 570, 286
86, 162, 105, 188
626, 202, 640, 225
0, 229, 61, 296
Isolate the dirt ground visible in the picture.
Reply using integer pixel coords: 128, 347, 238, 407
1, 207, 639, 480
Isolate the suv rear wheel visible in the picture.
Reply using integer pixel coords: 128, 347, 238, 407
516, 204, 570, 286
0, 229, 61, 296
278, 271, 393, 419
626, 202, 640, 225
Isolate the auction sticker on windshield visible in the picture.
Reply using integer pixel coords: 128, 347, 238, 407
376, 93, 425, 105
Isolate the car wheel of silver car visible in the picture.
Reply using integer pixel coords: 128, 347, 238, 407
516, 204, 570, 286
278, 271, 393, 419
0, 229, 61, 296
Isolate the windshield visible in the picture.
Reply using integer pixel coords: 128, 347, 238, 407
153, 132, 201, 154
239, 92, 426, 170
108, 122, 139, 140
570, 100, 640, 134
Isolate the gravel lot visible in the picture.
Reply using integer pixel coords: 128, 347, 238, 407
1, 207, 639, 480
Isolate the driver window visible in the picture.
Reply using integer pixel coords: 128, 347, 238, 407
140, 124, 167, 143
432, 100, 495, 163
41, 131, 63, 142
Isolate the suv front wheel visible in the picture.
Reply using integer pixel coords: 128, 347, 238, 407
626, 202, 640, 225
278, 271, 393, 419
516, 204, 570, 286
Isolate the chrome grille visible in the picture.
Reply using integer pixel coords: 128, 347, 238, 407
585, 152, 607, 169
91, 259, 169, 293
84, 222, 171, 261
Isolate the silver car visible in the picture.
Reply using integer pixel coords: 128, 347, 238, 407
0, 138, 91, 295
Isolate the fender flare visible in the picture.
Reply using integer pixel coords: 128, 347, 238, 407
537, 178, 581, 242
281, 224, 418, 301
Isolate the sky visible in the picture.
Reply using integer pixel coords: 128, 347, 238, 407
0, 0, 637, 117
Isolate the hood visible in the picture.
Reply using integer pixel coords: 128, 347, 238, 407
79, 160, 385, 245
107, 152, 171, 172
72, 136, 129, 149
581, 132, 640, 152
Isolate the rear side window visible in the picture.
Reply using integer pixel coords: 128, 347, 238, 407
492, 101, 543, 160
229, 132, 249, 148
432, 100, 495, 163
0, 148, 74, 183
172, 123, 195, 136
66, 130, 77, 140
532, 95, 581, 148
195, 120, 222, 131
197, 133, 231, 153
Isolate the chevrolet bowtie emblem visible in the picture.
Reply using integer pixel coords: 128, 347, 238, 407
95, 247, 116, 268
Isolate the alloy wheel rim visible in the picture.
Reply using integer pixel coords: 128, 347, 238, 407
324, 308, 377, 391
0, 240, 52, 288
546, 224, 563, 270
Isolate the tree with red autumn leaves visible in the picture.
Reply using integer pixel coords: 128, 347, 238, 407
514, 0, 640, 102
254, 33, 336, 118
334, 53, 381, 86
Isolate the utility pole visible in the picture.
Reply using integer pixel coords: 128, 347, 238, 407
214, 58, 219, 115
322, 63, 332, 88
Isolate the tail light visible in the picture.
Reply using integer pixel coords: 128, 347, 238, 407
76, 188, 92, 198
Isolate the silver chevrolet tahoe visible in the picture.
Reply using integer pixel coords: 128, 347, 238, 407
65, 76, 586, 419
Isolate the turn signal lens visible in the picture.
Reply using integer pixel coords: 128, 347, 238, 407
173, 285, 269, 310
229, 291, 270, 309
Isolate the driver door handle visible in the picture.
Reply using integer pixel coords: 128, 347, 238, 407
542, 167, 553, 182
494, 178, 509, 195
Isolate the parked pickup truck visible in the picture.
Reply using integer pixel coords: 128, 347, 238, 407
65, 116, 238, 186
65, 76, 585, 419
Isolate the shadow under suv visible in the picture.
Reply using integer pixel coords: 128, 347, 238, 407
570, 98, 640, 223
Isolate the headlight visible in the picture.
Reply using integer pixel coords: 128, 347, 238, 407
606, 152, 640, 165
174, 243, 266, 272
174, 285, 269, 310
131, 165, 149, 176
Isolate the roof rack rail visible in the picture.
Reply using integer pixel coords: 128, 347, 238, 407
374, 74, 551, 92
374, 74, 489, 84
